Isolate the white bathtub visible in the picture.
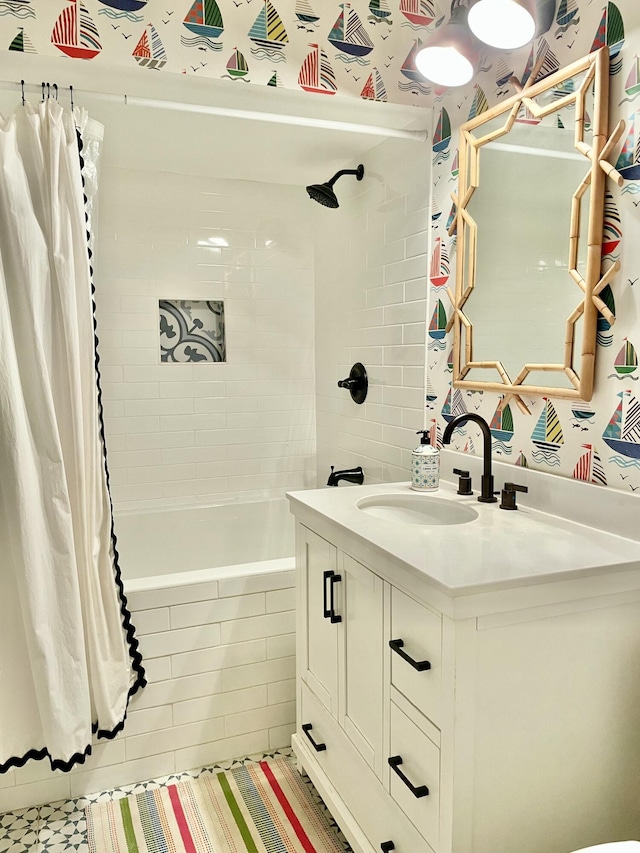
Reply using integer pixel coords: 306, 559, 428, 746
114, 496, 296, 592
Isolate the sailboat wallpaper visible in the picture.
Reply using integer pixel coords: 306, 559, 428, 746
3, 0, 640, 493
424, 0, 640, 496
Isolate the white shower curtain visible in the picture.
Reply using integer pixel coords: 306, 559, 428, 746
0, 99, 145, 774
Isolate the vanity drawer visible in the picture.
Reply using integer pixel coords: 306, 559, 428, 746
388, 701, 440, 849
390, 587, 442, 727
299, 683, 434, 853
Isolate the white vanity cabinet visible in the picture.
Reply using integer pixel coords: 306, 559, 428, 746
296, 523, 442, 853
289, 482, 640, 853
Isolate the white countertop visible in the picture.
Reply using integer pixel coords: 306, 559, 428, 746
287, 480, 640, 596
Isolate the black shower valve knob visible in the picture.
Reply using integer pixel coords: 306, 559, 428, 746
337, 362, 368, 404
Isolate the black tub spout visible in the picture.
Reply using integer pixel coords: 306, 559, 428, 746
327, 466, 365, 487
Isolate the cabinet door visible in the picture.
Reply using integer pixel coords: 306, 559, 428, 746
299, 526, 339, 715
339, 553, 385, 777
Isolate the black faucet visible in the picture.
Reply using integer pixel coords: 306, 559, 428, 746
442, 414, 497, 503
327, 466, 364, 487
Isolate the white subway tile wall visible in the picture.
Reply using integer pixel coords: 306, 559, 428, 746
314, 137, 430, 486
0, 569, 295, 813
95, 169, 317, 511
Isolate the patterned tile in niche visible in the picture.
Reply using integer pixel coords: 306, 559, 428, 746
159, 299, 226, 363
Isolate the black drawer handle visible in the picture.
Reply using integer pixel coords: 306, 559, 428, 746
323, 570, 342, 623
381, 843, 395, 852
302, 723, 326, 752
389, 639, 431, 672
388, 755, 429, 798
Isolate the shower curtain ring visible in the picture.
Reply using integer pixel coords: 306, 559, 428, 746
46, 83, 50, 100
53, 83, 58, 101
70, 85, 74, 111
41, 81, 45, 101
20, 80, 25, 106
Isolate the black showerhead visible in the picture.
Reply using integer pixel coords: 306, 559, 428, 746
306, 164, 364, 208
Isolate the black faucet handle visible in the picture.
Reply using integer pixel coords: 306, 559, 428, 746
453, 468, 473, 496
500, 482, 528, 511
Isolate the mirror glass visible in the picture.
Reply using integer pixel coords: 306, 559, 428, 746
452, 51, 611, 404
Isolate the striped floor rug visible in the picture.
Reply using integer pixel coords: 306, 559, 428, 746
85, 757, 348, 853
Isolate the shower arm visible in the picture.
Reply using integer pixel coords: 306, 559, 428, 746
326, 168, 362, 188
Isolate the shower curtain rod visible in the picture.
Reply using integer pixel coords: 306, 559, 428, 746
2, 79, 428, 143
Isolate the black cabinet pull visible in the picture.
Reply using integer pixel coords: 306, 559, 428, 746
302, 723, 326, 752
381, 843, 395, 852
323, 570, 333, 619
389, 639, 431, 672
323, 570, 342, 622
329, 573, 342, 623
388, 755, 429, 798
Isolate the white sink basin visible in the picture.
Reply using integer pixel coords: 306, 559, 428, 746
355, 493, 479, 526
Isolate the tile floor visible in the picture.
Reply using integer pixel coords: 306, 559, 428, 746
0, 748, 352, 853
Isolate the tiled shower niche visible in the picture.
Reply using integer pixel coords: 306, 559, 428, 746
159, 299, 226, 363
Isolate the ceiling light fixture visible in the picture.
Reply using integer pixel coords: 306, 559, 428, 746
467, 0, 536, 50
414, 2, 480, 88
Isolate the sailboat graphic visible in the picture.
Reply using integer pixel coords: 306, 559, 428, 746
515, 451, 529, 468
51, 0, 101, 60
517, 103, 541, 125
369, 0, 392, 24
614, 339, 638, 376
8, 27, 35, 52
556, 0, 579, 27
432, 107, 451, 154
428, 299, 447, 341
428, 419, 442, 448
426, 377, 437, 407
399, 0, 437, 27
441, 388, 467, 424
490, 401, 514, 443
467, 86, 488, 121
597, 285, 616, 348
496, 57, 512, 89
591, 2, 624, 59
295, 0, 319, 24
267, 70, 282, 87
431, 198, 441, 223
573, 444, 607, 485
430, 237, 449, 288
603, 391, 640, 459
328, 4, 373, 58
602, 190, 622, 257
531, 398, 564, 452
249, 0, 288, 54
400, 39, 424, 84
298, 44, 337, 94
361, 68, 387, 101
183, 0, 223, 39
446, 203, 456, 234
450, 150, 459, 181
226, 48, 249, 78
133, 23, 167, 69
615, 113, 640, 181
624, 56, 640, 99
521, 39, 559, 88
571, 400, 596, 421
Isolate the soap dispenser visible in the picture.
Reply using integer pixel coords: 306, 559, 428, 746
411, 430, 440, 492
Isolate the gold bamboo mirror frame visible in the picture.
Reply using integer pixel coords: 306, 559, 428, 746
449, 47, 623, 414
